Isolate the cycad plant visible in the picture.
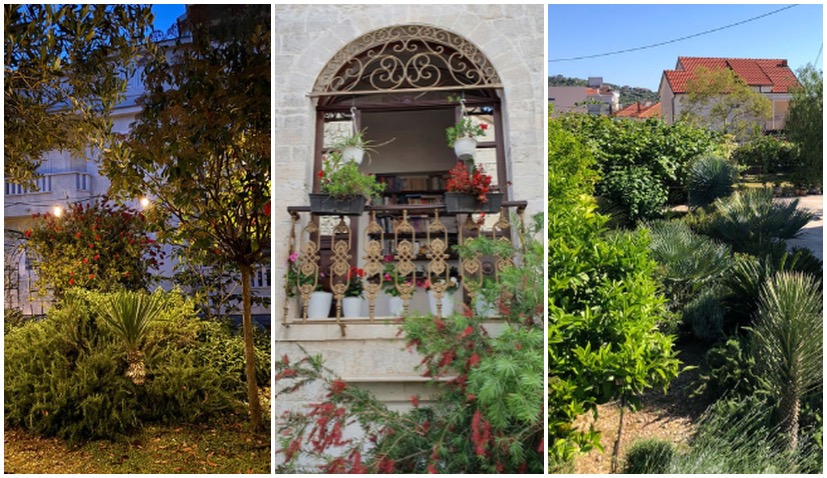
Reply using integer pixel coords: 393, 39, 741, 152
100, 290, 165, 385
646, 220, 733, 309
706, 188, 813, 255
751, 272, 822, 450
686, 154, 737, 209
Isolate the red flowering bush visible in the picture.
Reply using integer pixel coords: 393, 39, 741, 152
275, 215, 544, 474
445, 161, 493, 202
24, 199, 163, 298
344, 266, 365, 298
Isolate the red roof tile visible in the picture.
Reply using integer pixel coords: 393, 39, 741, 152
614, 102, 661, 119
665, 57, 799, 94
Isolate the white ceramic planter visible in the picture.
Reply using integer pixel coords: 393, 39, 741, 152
388, 296, 405, 316
307, 291, 333, 319
453, 137, 477, 159
342, 297, 364, 317
428, 290, 455, 317
342, 146, 365, 165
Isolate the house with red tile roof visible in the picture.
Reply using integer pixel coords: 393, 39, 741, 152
549, 77, 620, 116
614, 101, 661, 120
659, 57, 799, 130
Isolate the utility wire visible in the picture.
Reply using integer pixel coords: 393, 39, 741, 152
815, 43, 822, 66
549, 5, 798, 63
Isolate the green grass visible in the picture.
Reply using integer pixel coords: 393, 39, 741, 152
4, 415, 270, 474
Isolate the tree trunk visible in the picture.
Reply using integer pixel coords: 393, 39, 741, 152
779, 391, 800, 451
240, 264, 262, 431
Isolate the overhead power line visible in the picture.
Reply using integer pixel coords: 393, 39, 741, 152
549, 5, 798, 63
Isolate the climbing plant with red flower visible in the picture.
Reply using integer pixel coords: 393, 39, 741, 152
24, 199, 163, 298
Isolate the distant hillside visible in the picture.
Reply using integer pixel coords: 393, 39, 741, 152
548, 75, 660, 108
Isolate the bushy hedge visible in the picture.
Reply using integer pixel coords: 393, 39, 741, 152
731, 135, 800, 176
623, 438, 676, 474
4, 289, 270, 443
559, 114, 721, 222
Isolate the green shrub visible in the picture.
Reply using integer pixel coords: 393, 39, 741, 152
731, 135, 800, 175
599, 166, 668, 223
686, 154, 737, 209
704, 188, 813, 255
3, 308, 29, 334
682, 289, 725, 342
4, 289, 268, 443
646, 220, 733, 310
623, 438, 676, 474
693, 336, 765, 404
669, 397, 822, 473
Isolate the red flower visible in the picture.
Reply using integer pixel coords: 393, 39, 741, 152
74, 232, 82, 239
410, 395, 420, 407
329, 379, 348, 396
24, 229, 32, 238
480, 124, 488, 130
68, 278, 75, 285
93, 254, 100, 261
82, 258, 88, 264
468, 352, 480, 368
88, 274, 95, 280
317, 170, 324, 178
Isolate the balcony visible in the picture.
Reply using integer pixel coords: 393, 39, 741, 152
282, 200, 527, 334
4, 172, 95, 218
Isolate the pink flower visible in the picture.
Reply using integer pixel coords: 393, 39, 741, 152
384, 273, 392, 281
288, 252, 299, 263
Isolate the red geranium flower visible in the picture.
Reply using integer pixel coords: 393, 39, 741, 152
24, 229, 32, 238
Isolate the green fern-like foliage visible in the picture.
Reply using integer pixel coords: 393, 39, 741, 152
686, 154, 737, 209
705, 188, 814, 255
646, 220, 733, 309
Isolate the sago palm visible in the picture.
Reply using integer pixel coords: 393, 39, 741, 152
751, 272, 822, 450
100, 290, 165, 385
686, 154, 737, 209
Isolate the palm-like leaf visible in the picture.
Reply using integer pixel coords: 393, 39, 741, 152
752, 272, 823, 450
686, 154, 737, 209
707, 188, 813, 254
100, 290, 164, 351
646, 220, 732, 307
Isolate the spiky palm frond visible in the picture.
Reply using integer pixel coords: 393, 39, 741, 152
686, 154, 737, 209
100, 290, 164, 352
752, 272, 823, 450
707, 189, 814, 254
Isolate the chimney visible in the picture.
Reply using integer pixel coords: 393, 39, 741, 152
587, 76, 603, 88
780, 59, 788, 66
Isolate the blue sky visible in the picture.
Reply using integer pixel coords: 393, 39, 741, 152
549, 4, 823, 91
151, 4, 186, 34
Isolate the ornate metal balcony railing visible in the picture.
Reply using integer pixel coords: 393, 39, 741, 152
283, 201, 527, 333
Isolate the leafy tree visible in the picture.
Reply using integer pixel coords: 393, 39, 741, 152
24, 200, 162, 299
4, 4, 153, 185
548, 116, 680, 470
680, 66, 772, 141
785, 64, 823, 187
103, 5, 270, 431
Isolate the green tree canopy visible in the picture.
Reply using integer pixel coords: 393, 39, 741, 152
4, 4, 153, 185
680, 66, 772, 141
785, 64, 823, 187
103, 5, 271, 431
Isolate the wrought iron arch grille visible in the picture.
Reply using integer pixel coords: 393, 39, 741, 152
311, 25, 502, 97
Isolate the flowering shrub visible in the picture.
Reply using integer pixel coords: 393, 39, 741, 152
445, 116, 488, 146
275, 214, 545, 474
318, 151, 384, 200
24, 199, 162, 298
344, 266, 364, 298
445, 161, 493, 203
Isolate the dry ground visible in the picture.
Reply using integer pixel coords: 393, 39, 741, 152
571, 341, 707, 474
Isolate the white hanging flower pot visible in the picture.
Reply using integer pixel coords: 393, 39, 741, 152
342, 297, 364, 317
307, 291, 333, 319
453, 137, 477, 159
341, 146, 365, 165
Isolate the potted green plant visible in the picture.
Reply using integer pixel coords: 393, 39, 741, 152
335, 127, 394, 165
423, 268, 460, 317
342, 266, 365, 317
381, 256, 421, 316
443, 160, 502, 213
311, 151, 385, 215
446, 116, 487, 159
